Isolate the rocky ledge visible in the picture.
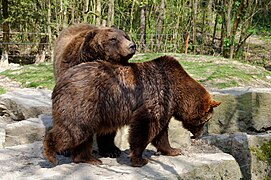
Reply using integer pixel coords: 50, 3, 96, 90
0, 88, 270, 179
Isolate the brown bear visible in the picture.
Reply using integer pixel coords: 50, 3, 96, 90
43, 55, 221, 167
53, 23, 136, 80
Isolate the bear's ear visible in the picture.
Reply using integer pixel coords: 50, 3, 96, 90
211, 100, 221, 108
111, 25, 118, 29
84, 28, 98, 43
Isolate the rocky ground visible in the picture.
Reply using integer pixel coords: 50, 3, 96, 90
0, 63, 22, 92
0, 88, 244, 180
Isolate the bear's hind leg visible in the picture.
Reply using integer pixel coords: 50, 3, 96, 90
129, 115, 154, 167
72, 135, 102, 165
151, 123, 182, 156
43, 131, 58, 164
97, 131, 121, 158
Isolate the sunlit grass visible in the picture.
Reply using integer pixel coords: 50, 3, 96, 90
0, 63, 55, 90
0, 53, 270, 91
0, 86, 6, 94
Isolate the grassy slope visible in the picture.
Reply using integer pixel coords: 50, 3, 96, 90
0, 63, 55, 91
0, 53, 270, 93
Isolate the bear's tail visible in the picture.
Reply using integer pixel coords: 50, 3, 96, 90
43, 131, 57, 165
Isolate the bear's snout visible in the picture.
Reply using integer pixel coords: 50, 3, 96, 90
129, 43, 136, 52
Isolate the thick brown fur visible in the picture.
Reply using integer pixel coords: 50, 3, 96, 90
53, 23, 136, 80
44, 56, 221, 167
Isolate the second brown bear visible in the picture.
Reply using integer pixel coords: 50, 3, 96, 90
43, 56, 220, 167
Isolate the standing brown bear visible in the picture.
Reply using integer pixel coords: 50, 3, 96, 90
53, 23, 136, 80
43, 56, 220, 167
53, 24, 136, 158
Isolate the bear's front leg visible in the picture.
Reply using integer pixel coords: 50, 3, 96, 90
152, 123, 182, 156
97, 131, 121, 158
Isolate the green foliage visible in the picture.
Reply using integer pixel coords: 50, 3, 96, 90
1, 0, 270, 66
223, 38, 230, 48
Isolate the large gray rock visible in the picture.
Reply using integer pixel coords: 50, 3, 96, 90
2, 114, 191, 151
0, 88, 52, 121
203, 132, 271, 180
3, 115, 52, 147
0, 142, 242, 180
209, 87, 271, 133
115, 119, 191, 150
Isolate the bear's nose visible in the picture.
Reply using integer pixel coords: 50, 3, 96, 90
129, 43, 136, 51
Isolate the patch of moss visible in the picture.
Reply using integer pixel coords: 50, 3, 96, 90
0, 86, 6, 95
251, 141, 271, 165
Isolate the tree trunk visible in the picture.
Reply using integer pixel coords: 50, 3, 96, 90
156, 0, 165, 52
1, 0, 9, 66
48, 0, 53, 62
107, 0, 114, 26
212, 13, 218, 44
83, 0, 90, 23
192, 0, 198, 53
184, 32, 190, 54
96, 0, 101, 26
129, 0, 136, 33
140, 5, 146, 52
207, 0, 213, 27
229, 0, 245, 59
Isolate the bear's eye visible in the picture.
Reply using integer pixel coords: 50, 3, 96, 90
110, 38, 117, 43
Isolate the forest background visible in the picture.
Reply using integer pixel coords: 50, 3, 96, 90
0, 0, 271, 68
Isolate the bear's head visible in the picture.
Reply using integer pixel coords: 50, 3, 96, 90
180, 93, 221, 139
80, 26, 136, 64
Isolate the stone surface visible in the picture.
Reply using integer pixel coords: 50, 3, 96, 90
209, 87, 271, 133
203, 132, 271, 180
0, 142, 242, 180
0, 88, 52, 121
1, 114, 191, 153
1, 88, 271, 179
115, 119, 191, 151
3, 115, 52, 147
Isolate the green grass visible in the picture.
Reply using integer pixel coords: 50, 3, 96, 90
0, 86, 6, 94
130, 53, 271, 89
0, 63, 55, 90
0, 53, 270, 91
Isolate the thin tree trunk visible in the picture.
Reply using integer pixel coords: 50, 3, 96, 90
140, 5, 146, 52
107, 0, 114, 26
184, 32, 190, 54
71, 0, 75, 24
174, 2, 181, 52
83, 0, 90, 22
48, 0, 53, 62
129, 0, 136, 33
207, 0, 213, 27
220, 14, 225, 55
63, 0, 68, 28
212, 13, 218, 44
96, 0, 101, 26
201, 4, 206, 54
226, 0, 232, 38
156, 0, 165, 52
1, 0, 9, 65
229, 0, 245, 59
192, 0, 198, 53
